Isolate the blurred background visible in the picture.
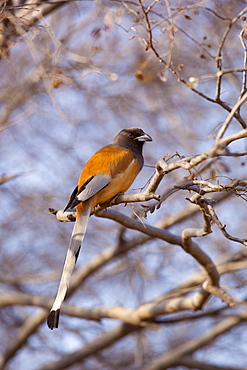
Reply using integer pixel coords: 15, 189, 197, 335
1, 1, 247, 369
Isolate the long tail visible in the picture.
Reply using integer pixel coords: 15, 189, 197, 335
47, 205, 91, 329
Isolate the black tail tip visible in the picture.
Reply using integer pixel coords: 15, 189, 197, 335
47, 309, 60, 330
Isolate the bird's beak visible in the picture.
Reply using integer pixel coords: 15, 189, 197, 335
135, 133, 152, 142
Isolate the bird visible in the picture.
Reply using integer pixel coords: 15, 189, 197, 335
47, 127, 152, 329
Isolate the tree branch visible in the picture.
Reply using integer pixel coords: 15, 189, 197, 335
0, 310, 47, 370
142, 312, 247, 370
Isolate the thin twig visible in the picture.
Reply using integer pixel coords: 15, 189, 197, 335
215, 6, 247, 101
239, 25, 247, 104
139, 1, 247, 128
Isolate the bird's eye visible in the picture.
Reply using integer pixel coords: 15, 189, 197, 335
128, 133, 134, 138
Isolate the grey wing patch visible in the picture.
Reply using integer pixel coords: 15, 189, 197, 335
77, 174, 111, 201
67, 174, 111, 209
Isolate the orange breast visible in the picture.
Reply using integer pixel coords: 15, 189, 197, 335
77, 145, 140, 212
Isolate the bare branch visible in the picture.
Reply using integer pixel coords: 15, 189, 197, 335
142, 312, 247, 370
207, 202, 247, 246
0, 172, 24, 185
138, 0, 247, 128
215, 7, 247, 101
239, 24, 247, 102
155, 129, 247, 176
40, 323, 140, 370
215, 92, 247, 142
179, 355, 247, 370
0, 310, 47, 369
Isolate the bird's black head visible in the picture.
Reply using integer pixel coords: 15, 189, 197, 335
112, 127, 152, 154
